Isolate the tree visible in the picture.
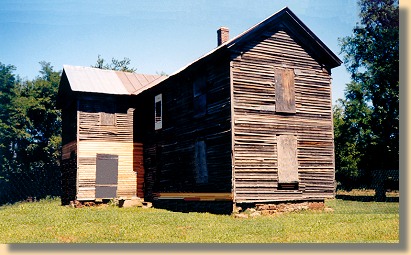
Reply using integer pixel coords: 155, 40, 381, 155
0, 62, 62, 204
333, 84, 373, 190
92, 55, 137, 72
0, 62, 18, 187
336, 0, 399, 189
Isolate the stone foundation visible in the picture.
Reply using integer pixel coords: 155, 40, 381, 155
234, 201, 333, 218
67, 197, 151, 209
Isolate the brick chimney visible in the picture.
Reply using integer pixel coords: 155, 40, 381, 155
217, 27, 229, 46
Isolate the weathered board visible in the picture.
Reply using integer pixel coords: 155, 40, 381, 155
70, 95, 138, 201
134, 142, 144, 198
61, 141, 77, 205
231, 27, 335, 203
275, 68, 295, 113
277, 135, 298, 184
77, 141, 136, 200
135, 55, 233, 202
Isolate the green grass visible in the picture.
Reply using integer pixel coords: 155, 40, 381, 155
0, 197, 399, 243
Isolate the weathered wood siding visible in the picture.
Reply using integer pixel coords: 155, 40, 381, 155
231, 27, 335, 203
76, 96, 137, 200
136, 57, 233, 201
134, 142, 144, 198
61, 141, 77, 205
61, 101, 77, 205
77, 141, 135, 200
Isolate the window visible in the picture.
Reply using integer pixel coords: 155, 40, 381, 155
193, 76, 207, 117
100, 104, 116, 126
101, 112, 116, 126
194, 140, 208, 184
154, 94, 162, 130
277, 135, 299, 190
275, 68, 295, 113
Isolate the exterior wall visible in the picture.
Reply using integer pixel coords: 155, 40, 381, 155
231, 27, 335, 203
61, 141, 77, 205
75, 95, 138, 201
77, 141, 135, 200
61, 101, 77, 205
136, 57, 233, 202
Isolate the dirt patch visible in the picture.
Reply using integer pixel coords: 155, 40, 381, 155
58, 235, 77, 243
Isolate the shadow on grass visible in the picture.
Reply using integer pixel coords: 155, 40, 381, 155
336, 194, 399, 202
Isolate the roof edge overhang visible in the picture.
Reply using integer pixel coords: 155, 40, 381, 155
163, 7, 341, 84
226, 7, 342, 68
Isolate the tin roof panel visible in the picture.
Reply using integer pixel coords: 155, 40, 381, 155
63, 65, 165, 95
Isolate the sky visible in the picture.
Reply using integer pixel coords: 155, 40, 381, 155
0, 0, 361, 103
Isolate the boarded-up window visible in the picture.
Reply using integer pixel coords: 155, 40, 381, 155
101, 112, 116, 126
277, 135, 299, 189
193, 77, 207, 117
95, 154, 118, 198
275, 68, 295, 113
194, 140, 208, 184
154, 94, 162, 130
100, 104, 116, 126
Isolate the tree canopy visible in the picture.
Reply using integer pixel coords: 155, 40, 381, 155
335, 0, 399, 189
92, 55, 137, 72
0, 62, 62, 204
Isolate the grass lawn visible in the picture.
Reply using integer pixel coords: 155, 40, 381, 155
0, 196, 399, 243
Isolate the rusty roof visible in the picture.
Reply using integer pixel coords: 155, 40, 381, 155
62, 65, 167, 95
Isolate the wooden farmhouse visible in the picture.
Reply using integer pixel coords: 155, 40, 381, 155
57, 66, 165, 205
58, 7, 341, 213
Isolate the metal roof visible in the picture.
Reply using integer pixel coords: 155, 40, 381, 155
63, 65, 167, 95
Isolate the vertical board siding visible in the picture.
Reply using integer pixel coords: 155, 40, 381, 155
275, 68, 296, 113
232, 28, 334, 202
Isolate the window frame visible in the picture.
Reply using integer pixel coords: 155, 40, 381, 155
154, 94, 163, 130
193, 76, 207, 118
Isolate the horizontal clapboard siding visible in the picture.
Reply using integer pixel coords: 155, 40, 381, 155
74, 95, 137, 201
77, 96, 134, 142
61, 141, 77, 205
232, 27, 334, 203
77, 141, 136, 200
137, 57, 233, 201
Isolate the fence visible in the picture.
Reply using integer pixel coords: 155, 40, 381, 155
0, 166, 61, 205
371, 169, 399, 202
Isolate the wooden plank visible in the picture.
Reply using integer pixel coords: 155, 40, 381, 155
275, 68, 295, 113
232, 28, 334, 202
135, 59, 233, 201
76, 141, 136, 200
154, 192, 232, 201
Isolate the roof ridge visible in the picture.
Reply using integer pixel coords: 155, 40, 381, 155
166, 7, 340, 81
